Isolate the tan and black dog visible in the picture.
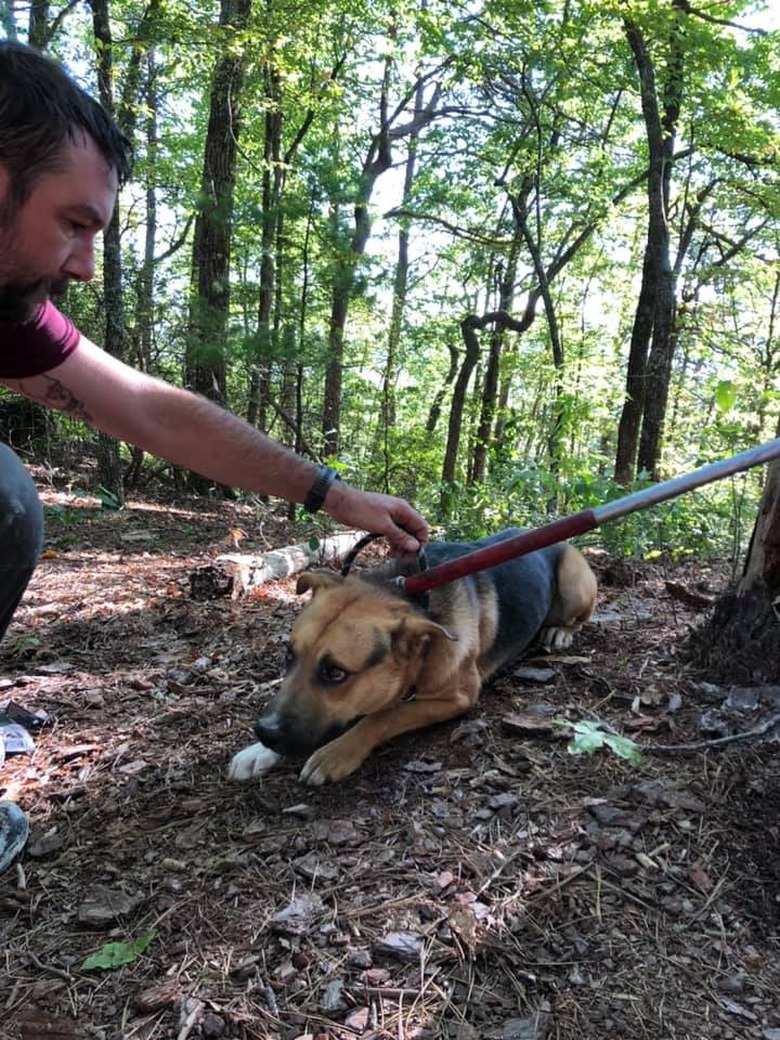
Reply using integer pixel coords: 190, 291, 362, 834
229, 528, 597, 786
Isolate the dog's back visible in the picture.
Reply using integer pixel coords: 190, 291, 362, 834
385, 527, 595, 677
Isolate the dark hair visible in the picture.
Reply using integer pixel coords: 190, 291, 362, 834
0, 40, 132, 203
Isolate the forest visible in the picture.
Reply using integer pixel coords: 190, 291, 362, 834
4, 5, 780, 1039
2, 0, 778, 561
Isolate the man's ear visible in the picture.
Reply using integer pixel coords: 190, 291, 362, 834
296, 570, 344, 596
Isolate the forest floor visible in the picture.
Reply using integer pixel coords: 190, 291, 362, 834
1, 480, 780, 1040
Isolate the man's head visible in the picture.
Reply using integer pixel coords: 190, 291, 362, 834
0, 41, 133, 322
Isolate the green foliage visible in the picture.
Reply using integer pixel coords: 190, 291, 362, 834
82, 931, 156, 972
432, 461, 760, 565
0, 634, 42, 660
95, 486, 123, 511
11, 0, 778, 572
554, 719, 642, 764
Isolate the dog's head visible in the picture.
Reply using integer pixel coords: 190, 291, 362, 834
253, 571, 456, 758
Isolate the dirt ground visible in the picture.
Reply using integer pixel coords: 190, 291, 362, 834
1, 486, 779, 1040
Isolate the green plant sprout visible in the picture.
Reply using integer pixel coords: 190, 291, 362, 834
554, 719, 642, 763
81, 930, 155, 971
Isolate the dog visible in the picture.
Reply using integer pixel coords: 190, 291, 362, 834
229, 528, 597, 786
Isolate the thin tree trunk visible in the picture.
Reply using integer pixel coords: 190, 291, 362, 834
616, 7, 683, 484
126, 49, 159, 488
89, 0, 127, 502
27, 0, 46, 46
322, 56, 443, 457
441, 316, 482, 508
185, 0, 251, 493
248, 43, 282, 430
427, 342, 459, 436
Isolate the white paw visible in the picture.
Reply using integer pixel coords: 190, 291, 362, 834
539, 626, 575, 651
228, 742, 281, 781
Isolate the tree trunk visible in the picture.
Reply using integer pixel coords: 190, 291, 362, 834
185, 0, 251, 491
322, 56, 442, 458
377, 67, 426, 457
615, 8, 683, 484
27, 0, 47, 47
126, 48, 160, 489
440, 316, 481, 511
688, 420, 780, 683
89, 0, 127, 503
427, 342, 459, 436
471, 324, 502, 485
247, 47, 283, 430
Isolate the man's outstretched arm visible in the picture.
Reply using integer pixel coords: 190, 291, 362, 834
2, 333, 428, 554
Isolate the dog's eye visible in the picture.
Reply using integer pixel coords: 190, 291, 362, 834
318, 660, 349, 686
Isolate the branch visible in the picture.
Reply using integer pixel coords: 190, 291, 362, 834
677, 1, 768, 36
154, 212, 195, 264
643, 711, 780, 755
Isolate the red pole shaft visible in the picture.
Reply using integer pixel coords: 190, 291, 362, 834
402, 510, 599, 597
402, 437, 780, 597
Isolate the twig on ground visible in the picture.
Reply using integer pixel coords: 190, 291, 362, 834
24, 950, 73, 983
643, 712, 780, 755
176, 999, 204, 1040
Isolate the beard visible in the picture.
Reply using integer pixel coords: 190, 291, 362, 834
0, 279, 69, 324
0, 198, 69, 323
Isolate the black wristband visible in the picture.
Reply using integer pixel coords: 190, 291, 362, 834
303, 465, 341, 514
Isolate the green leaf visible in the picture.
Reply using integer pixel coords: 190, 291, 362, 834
713, 380, 738, 414
555, 719, 642, 764
568, 720, 607, 755
82, 930, 155, 971
308, 536, 320, 551
94, 486, 123, 511
601, 732, 643, 763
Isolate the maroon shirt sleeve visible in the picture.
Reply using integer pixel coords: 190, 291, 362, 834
0, 301, 81, 379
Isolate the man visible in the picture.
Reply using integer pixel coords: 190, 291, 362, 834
0, 41, 428, 872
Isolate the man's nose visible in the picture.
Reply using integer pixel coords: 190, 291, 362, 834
62, 239, 97, 283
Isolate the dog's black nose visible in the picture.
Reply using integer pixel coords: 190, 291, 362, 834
254, 716, 282, 750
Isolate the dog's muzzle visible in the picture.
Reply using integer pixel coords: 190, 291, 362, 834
254, 713, 358, 758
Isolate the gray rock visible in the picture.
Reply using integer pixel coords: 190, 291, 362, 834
0, 801, 29, 874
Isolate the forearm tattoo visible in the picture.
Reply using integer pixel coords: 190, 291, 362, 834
40, 376, 93, 423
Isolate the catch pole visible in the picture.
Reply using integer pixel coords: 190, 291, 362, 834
401, 438, 780, 597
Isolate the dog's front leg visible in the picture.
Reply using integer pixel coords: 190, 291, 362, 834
300, 674, 479, 786
228, 741, 282, 781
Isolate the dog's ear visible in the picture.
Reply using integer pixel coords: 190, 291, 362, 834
296, 570, 344, 596
393, 614, 458, 658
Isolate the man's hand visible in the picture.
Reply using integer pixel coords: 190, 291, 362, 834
324, 483, 428, 555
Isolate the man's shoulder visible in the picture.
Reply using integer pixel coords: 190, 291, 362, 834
0, 302, 81, 379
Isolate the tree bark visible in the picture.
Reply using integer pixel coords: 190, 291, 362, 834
441, 316, 482, 492
688, 419, 780, 683
615, 7, 683, 484
89, 0, 128, 502
185, 0, 251, 491
189, 530, 370, 599
322, 60, 443, 457
247, 40, 283, 431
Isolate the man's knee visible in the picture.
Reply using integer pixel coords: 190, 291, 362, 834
0, 442, 43, 568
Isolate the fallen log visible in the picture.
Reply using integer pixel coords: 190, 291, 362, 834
189, 530, 371, 600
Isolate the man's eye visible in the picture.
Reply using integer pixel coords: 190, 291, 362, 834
318, 661, 349, 685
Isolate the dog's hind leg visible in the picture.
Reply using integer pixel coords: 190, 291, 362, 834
539, 545, 597, 650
